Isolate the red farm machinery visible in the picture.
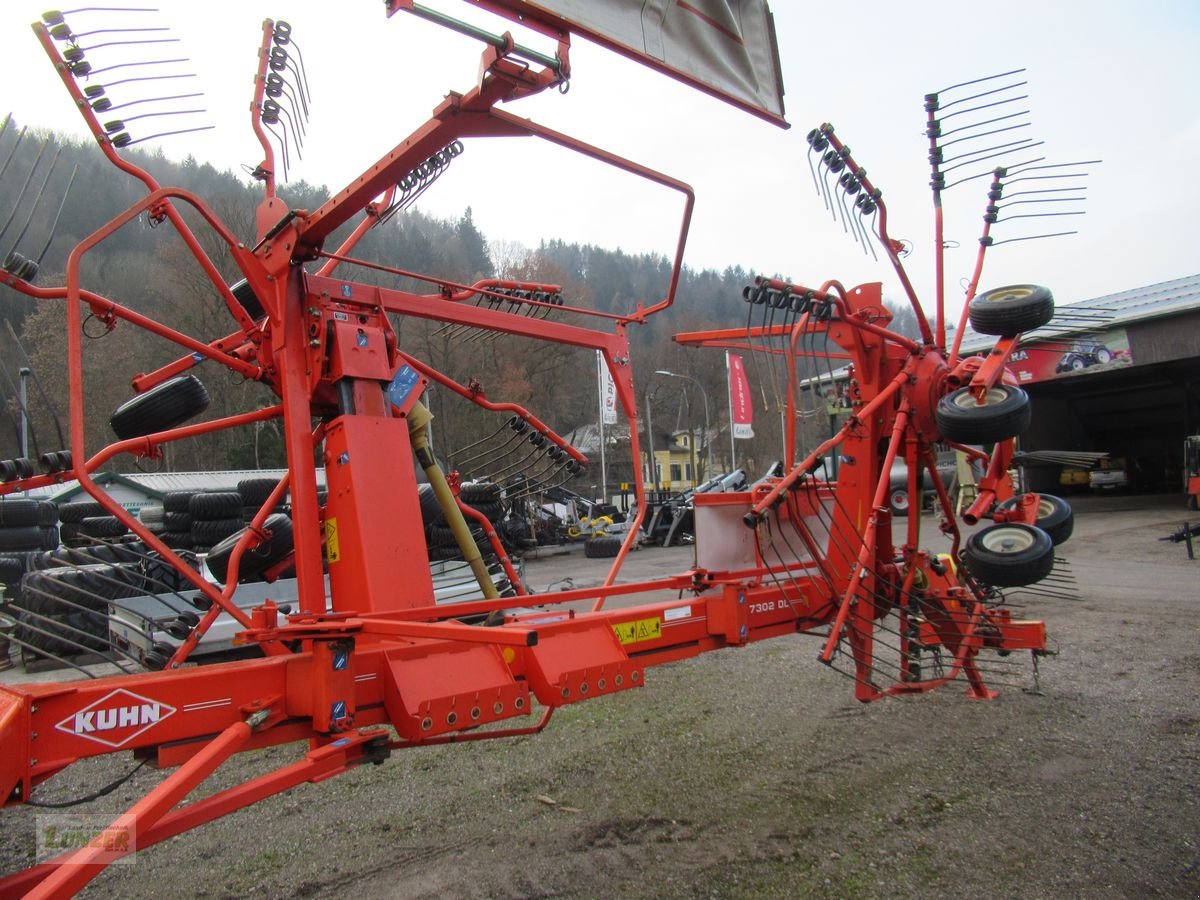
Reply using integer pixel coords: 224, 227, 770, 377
0, 2, 1091, 894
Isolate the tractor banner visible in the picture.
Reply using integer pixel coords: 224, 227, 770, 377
728, 352, 754, 438
1004, 328, 1133, 385
598, 352, 618, 425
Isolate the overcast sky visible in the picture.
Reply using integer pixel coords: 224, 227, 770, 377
1, 1, 1197, 323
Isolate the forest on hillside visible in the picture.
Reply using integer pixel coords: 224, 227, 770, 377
0, 123, 923, 493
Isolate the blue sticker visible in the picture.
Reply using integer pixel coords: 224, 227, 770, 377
356, 331, 369, 348
191, 352, 204, 363
341, 284, 352, 298
333, 650, 349, 671
386, 365, 421, 407
331, 700, 346, 720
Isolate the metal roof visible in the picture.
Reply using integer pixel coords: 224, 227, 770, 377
958, 272, 1200, 354
16, 469, 325, 504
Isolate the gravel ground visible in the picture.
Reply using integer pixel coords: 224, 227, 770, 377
2, 494, 1198, 897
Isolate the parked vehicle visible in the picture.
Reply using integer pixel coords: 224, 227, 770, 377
1185, 436, 1200, 509
888, 453, 959, 517
1055, 339, 1114, 374
1089, 456, 1139, 492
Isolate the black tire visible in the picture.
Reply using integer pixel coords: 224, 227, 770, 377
460, 482, 501, 504
0, 499, 42, 527
968, 284, 1054, 336
15, 562, 162, 658
466, 501, 505, 522
58, 500, 106, 523
40, 526, 60, 550
110, 374, 210, 441
0, 555, 25, 589
163, 511, 193, 532
79, 516, 128, 539
963, 523, 1055, 587
935, 385, 1031, 444
998, 493, 1073, 546
164, 490, 201, 513
160, 531, 194, 550
584, 536, 622, 559
191, 517, 244, 543
0, 526, 50, 553
189, 491, 243, 520
1094, 347, 1113, 365
206, 513, 293, 585
237, 477, 281, 506
889, 488, 910, 518
230, 278, 266, 320
36, 502, 59, 527
418, 484, 445, 526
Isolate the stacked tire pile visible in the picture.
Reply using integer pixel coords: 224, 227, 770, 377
3, 541, 198, 666
188, 491, 244, 554
936, 284, 1075, 587
0, 498, 59, 554
420, 482, 508, 561
159, 491, 197, 551
237, 477, 286, 521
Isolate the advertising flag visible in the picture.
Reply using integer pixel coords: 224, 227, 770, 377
729, 353, 754, 439
599, 353, 618, 425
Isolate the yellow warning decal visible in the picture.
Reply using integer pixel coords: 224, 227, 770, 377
324, 517, 340, 563
612, 616, 662, 645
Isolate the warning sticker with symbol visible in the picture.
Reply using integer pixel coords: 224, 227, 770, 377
612, 616, 662, 645
324, 517, 340, 563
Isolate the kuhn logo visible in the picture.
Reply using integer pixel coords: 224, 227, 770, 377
55, 689, 177, 749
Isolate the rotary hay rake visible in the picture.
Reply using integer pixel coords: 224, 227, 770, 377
0, 2, 1086, 894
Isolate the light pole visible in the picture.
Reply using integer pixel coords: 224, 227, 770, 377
655, 370, 713, 484
644, 384, 658, 495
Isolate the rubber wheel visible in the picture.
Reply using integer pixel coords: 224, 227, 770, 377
466, 500, 505, 523
160, 531, 194, 550
162, 511, 193, 532
79, 516, 128, 539
1095, 347, 1112, 364
58, 500, 106, 523
0, 555, 26, 589
189, 491, 243, 520
999, 493, 1073, 546
191, 517, 245, 543
584, 536, 622, 559
417, 484, 445, 526
889, 488, 910, 517
230, 278, 266, 320
0, 500, 44, 528
237, 477, 281, 506
460, 482, 501, 504
963, 523, 1054, 587
164, 490, 201, 513
935, 385, 1031, 444
968, 284, 1054, 336
109, 374, 210, 441
205, 513, 293, 585
0, 526, 52, 552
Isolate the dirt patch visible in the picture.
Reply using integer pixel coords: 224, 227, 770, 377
2, 498, 1198, 897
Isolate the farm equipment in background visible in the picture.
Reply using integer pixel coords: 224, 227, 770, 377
642, 468, 749, 546
1185, 435, 1200, 510
0, 2, 1092, 893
